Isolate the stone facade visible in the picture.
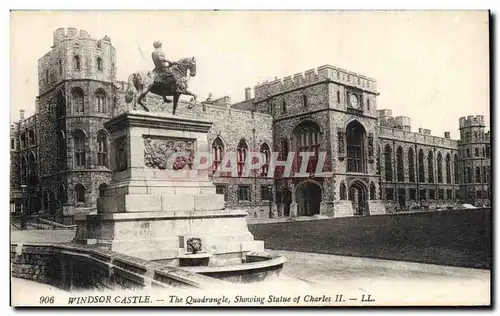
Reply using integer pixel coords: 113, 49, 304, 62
10, 28, 491, 219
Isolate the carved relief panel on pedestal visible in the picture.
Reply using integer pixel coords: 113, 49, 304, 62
143, 136, 195, 170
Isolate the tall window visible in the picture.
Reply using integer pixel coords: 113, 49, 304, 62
370, 182, 376, 200
302, 94, 308, 108
454, 154, 459, 184
482, 147, 485, 157
238, 185, 251, 201
98, 183, 108, 198
367, 98, 371, 111
294, 121, 321, 173
475, 166, 481, 183
408, 148, 415, 182
236, 139, 248, 177
384, 144, 393, 181
97, 57, 103, 71
58, 59, 62, 74
73, 130, 86, 167
282, 100, 287, 114
466, 148, 471, 158
486, 146, 490, 158
446, 154, 451, 184
58, 130, 66, 169
427, 151, 434, 183
211, 137, 224, 173
72, 88, 84, 113
437, 152, 443, 183
340, 182, 347, 200
482, 166, 487, 183
75, 183, 86, 203
346, 121, 366, 173
95, 89, 107, 113
418, 149, 425, 182
466, 167, 472, 183
396, 146, 404, 182
260, 143, 271, 177
337, 91, 341, 103
73, 55, 81, 71
475, 148, 479, 157
97, 131, 108, 167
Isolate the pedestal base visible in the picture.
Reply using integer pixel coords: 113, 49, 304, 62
333, 201, 355, 217
368, 200, 387, 215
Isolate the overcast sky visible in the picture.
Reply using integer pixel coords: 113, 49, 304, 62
10, 10, 489, 139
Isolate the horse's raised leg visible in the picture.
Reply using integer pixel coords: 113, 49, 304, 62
172, 93, 180, 115
137, 87, 150, 112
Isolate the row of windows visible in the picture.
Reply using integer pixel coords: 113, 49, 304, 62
385, 188, 459, 201
339, 181, 378, 200
45, 56, 105, 85
383, 146, 459, 184
277, 92, 372, 115
71, 87, 108, 114
464, 166, 491, 184
17, 130, 36, 150
215, 184, 272, 202
464, 146, 490, 159
71, 130, 108, 168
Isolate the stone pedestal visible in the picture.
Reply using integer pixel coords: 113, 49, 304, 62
333, 201, 355, 217
74, 111, 264, 264
368, 200, 387, 215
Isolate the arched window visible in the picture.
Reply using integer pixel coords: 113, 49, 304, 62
97, 131, 108, 167
384, 144, 393, 181
73, 55, 81, 71
260, 143, 271, 177
453, 154, 459, 184
466, 148, 471, 158
73, 130, 86, 167
95, 89, 107, 113
72, 88, 84, 113
211, 137, 224, 173
475, 166, 481, 183
97, 57, 103, 71
437, 152, 443, 183
475, 148, 479, 157
427, 151, 434, 183
236, 139, 248, 177
98, 183, 108, 198
418, 149, 425, 182
282, 100, 287, 114
482, 147, 485, 157
467, 167, 472, 183
75, 183, 86, 203
346, 121, 366, 173
446, 154, 451, 184
396, 146, 404, 182
294, 121, 321, 173
370, 182, 376, 200
408, 148, 415, 182
340, 182, 347, 200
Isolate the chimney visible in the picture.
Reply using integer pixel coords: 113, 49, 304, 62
444, 132, 450, 139
19, 110, 25, 120
245, 87, 252, 101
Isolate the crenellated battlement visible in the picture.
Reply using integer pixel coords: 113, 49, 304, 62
53, 27, 111, 47
459, 115, 485, 129
253, 64, 377, 101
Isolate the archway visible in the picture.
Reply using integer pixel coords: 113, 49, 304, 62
348, 180, 368, 215
295, 181, 322, 216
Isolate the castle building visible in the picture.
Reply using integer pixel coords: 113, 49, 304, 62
10, 28, 491, 220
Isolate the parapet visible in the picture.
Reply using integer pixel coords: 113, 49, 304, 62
53, 27, 110, 47
253, 64, 377, 101
459, 115, 485, 129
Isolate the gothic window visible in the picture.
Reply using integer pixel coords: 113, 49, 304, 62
97, 57, 103, 71
475, 148, 479, 157
437, 152, 443, 183
475, 166, 481, 183
466, 167, 472, 183
466, 148, 471, 158
418, 149, 425, 182
447, 189, 453, 200
211, 137, 224, 173
454, 154, 459, 184
73, 55, 81, 71
340, 182, 347, 200
384, 144, 393, 181
97, 131, 108, 167
396, 146, 404, 182
408, 148, 415, 182
445, 154, 451, 184
294, 121, 321, 173
237, 139, 248, 177
260, 143, 271, 177
482, 147, 485, 157
427, 151, 434, 183
75, 183, 86, 203
72, 88, 84, 113
346, 121, 366, 173
238, 185, 251, 201
369, 182, 376, 200
95, 89, 107, 113
73, 130, 86, 167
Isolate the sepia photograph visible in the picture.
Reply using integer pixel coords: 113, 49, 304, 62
8, 10, 491, 307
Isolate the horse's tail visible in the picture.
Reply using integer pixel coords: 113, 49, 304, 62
125, 73, 136, 104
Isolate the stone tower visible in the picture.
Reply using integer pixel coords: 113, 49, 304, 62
36, 28, 117, 216
458, 115, 491, 202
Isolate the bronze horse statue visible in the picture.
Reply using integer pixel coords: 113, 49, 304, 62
125, 57, 197, 115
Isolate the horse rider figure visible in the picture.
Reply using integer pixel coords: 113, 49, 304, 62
152, 41, 177, 83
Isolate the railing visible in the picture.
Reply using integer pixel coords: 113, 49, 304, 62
10, 214, 76, 230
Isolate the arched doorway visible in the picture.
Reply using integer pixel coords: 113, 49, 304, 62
295, 181, 322, 216
348, 180, 368, 215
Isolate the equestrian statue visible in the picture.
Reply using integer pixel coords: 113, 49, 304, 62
125, 41, 197, 115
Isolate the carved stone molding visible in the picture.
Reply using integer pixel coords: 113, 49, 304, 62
143, 136, 195, 170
